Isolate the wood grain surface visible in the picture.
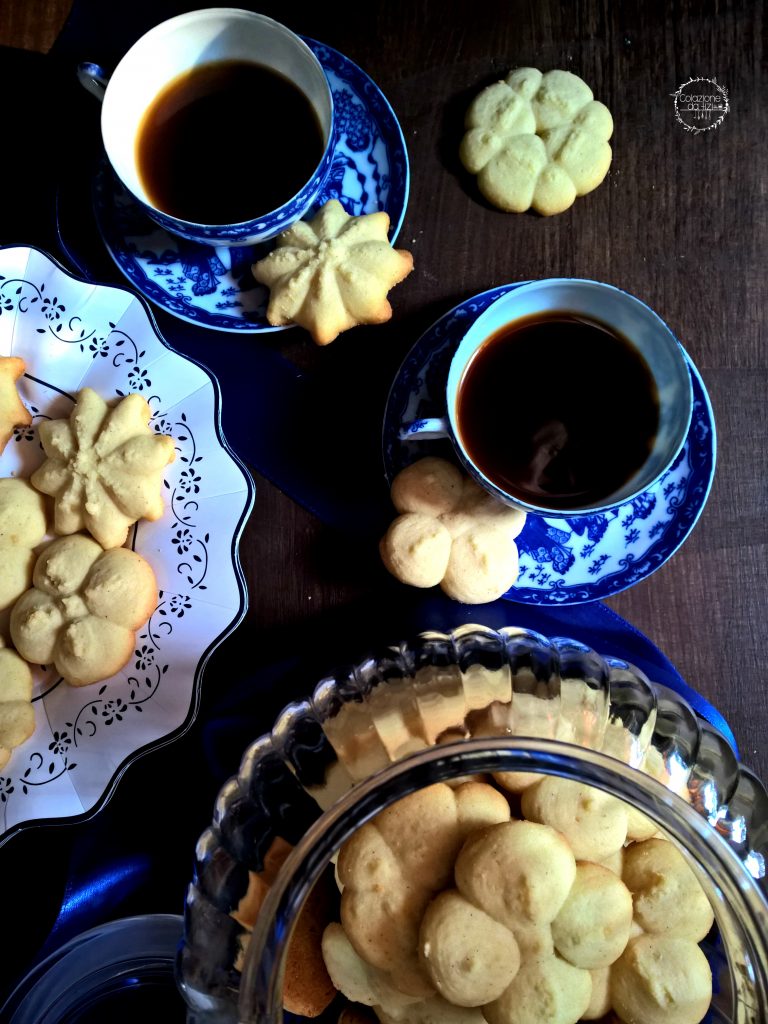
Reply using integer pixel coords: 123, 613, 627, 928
0, 0, 765, 865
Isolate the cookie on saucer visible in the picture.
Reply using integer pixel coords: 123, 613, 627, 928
381, 459, 525, 604
252, 199, 413, 345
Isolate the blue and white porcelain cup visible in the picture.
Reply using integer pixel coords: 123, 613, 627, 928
401, 279, 694, 518
99, 8, 335, 247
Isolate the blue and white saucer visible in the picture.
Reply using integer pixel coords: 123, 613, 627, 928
93, 39, 409, 333
383, 284, 717, 606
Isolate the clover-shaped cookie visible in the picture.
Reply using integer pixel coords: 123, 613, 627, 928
460, 68, 613, 215
252, 199, 413, 345
602, 839, 714, 1024
0, 356, 32, 454
0, 478, 47, 619
380, 458, 525, 604
323, 922, 487, 1024
611, 935, 712, 1024
337, 781, 510, 996
10, 534, 157, 686
31, 388, 176, 549
0, 638, 34, 770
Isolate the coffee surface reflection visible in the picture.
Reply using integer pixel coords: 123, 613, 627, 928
457, 313, 660, 510
136, 60, 325, 225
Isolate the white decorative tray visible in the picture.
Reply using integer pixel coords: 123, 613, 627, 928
0, 246, 254, 845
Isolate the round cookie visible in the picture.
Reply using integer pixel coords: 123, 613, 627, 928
419, 890, 520, 1006
599, 846, 625, 877
551, 861, 633, 968
0, 478, 47, 614
626, 804, 658, 842
377, 996, 486, 1024
441, 523, 519, 604
321, 922, 423, 1014
459, 67, 613, 216
337, 783, 510, 997
510, 921, 554, 960
483, 955, 592, 1024
610, 934, 712, 1024
11, 535, 157, 687
521, 777, 628, 861
0, 639, 34, 769
391, 458, 464, 516
582, 966, 611, 1020
492, 770, 541, 795
622, 837, 715, 941
455, 820, 576, 929
380, 513, 453, 588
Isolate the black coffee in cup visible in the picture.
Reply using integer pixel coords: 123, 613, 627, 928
456, 313, 660, 510
136, 60, 325, 225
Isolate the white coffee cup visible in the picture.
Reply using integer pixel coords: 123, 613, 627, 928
97, 8, 335, 247
401, 279, 694, 518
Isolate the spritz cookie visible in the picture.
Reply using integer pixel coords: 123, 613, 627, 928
252, 199, 413, 345
460, 68, 613, 215
31, 388, 175, 549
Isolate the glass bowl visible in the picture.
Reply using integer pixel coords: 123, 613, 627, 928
177, 625, 768, 1023
2, 915, 186, 1024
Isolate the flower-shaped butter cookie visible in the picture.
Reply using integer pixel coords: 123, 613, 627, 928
31, 388, 176, 549
460, 68, 613, 215
10, 535, 157, 687
252, 199, 413, 345
337, 781, 510, 996
0, 478, 47, 618
0, 356, 32, 454
380, 458, 526, 604
610, 934, 712, 1024
0, 637, 34, 770
621, 838, 714, 942
521, 776, 629, 861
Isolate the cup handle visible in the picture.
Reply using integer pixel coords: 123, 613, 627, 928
77, 62, 110, 102
398, 416, 450, 441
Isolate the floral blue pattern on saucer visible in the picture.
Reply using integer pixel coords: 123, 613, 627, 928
93, 39, 409, 333
383, 284, 717, 605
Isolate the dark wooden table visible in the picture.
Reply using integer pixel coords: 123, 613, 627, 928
1, 0, 766, 999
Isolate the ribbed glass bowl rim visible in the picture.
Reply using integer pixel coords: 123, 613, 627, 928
182, 623, 768, 1022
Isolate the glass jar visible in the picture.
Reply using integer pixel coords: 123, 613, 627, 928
178, 626, 768, 1024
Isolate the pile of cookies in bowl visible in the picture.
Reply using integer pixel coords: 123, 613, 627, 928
180, 626, 768, 1024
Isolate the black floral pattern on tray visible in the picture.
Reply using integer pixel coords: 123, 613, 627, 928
0, 248, 254, 841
